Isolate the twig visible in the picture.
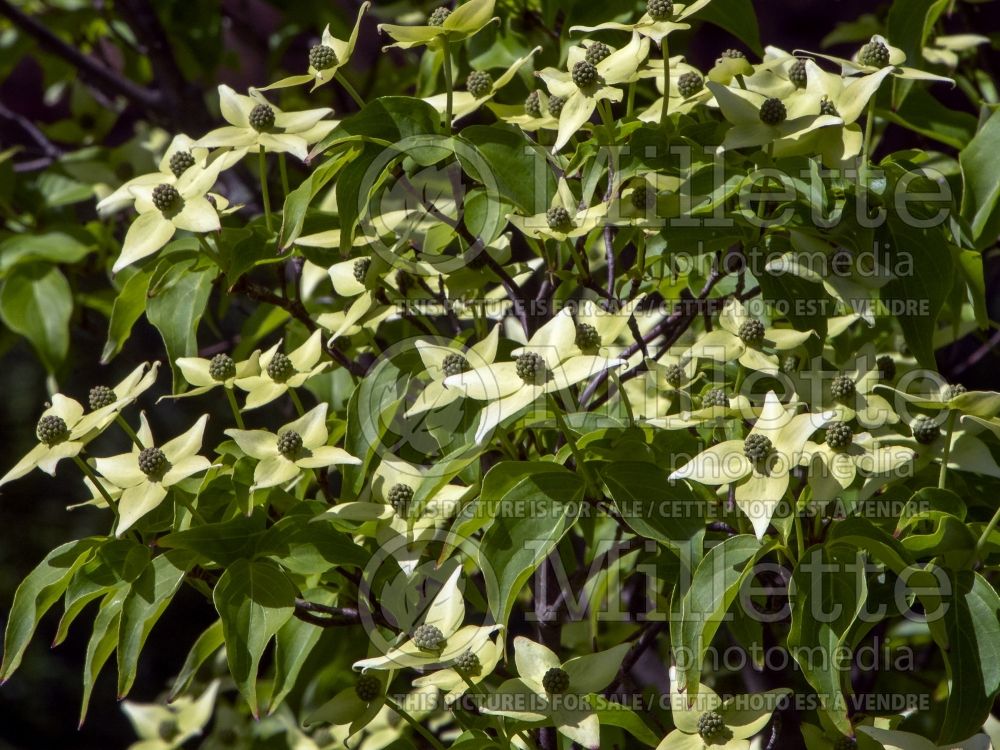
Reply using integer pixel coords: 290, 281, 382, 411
293, 598, 362, 627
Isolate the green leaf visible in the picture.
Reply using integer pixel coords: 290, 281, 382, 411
268, 588, 335, 714
459, 125, 556, 213
480, 471, 584, 628
1, 537, 101, 681
697, 0, 763, 56
101, 269, 151, 364
213, 559, 296, 717
341, 358, 406, 497
589, 694, 661, 746
0, 231, 92, 274
170, 619, 225, 701
260, 515, 368, 575
960, 107, 1000, 250
673, 535, 764, 697
278, 150, 350, 250
0, 263, 73, 371
158, 511, 269, 566
788, 546, 868, 735
602, 461, 705, 549
116, 549, 193, 698
309, 96, 444, 156
879, 88, 977, 150
826, 517, 915, 575
80, 586, 127, 725
886, 0, 948, 106
146, 263, 214, 389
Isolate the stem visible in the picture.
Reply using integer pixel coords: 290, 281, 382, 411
793, 504, 806, 562
278, 152, 289, 198
860, 97, 877, 179
626, 81, 636, 117
175, 491, 207, 525
549, 395, 600, 498
259, 145, 272, 232
288, 388, 306, 417
441, 44, 454, 128
383, 696, 446, 750
116, 414, 144, 448
334, 70, 366, 109
197, 234, 223, 267
225, 388, 245, 429
938, 411, 956, 489
974, 504, 1000, 563
659, 38, 670, 127
73, 456, 119, 522
610, 368, 634, 427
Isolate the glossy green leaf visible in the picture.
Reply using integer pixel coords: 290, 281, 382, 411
0, 263, 73, 372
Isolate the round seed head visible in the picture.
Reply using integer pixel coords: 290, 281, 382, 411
152, 184, 182, 213
697, 710, 728, 741
36, 415, 70, 445
442, 353, 469, 378
721, 48, 746, 60
168, 150, 196, 179
631, 184, 651, 210
454, 650, 482, 675
783, 355, 800, 374
575, 323, 601, 352
412, 623, 445, 651
542, 667, 570, 694
703, 389, 728, 408
912, 415, 940, 445
585, 41, 611, 65
947, 384, 967, 400
759, 97, 787, 125
546, 206, 573, 232
353, 257, 371, 283
248, 103, 276, 132
876, 355, 896, 381
820, 96, 840, 117
138, 446, 168, 478
831, 375, 856, 401
571, 60, 598, 89
428, 6, 451, 26
743, 433, 773, 463
515, 352, 547, 384
677, 71, 704, 98
859, 39, 890, 68
355, 674, 381, 702
89, 385, 115, 411
209, 353, 237, 381
525, 90, 543, 118
547, 95, 566, 117
266, 352, 295, 383
664, 364, 683, 388
646, 0, 674, 21
277, 430, 303, 457
309, 44, 338, 71
388, 483, 414, 513
826, 421, 853, 449
466, 70, 493, 98
738, 319, 766, 345
788, 57, 808, 88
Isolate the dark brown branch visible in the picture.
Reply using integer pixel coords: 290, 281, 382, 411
294, 598, 362, 627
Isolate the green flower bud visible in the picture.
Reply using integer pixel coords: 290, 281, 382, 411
859, 39, 890, 68
631, 184, 651, 211
442, 353, 469, 377
266, 352, 295, 383
309, 44, 338, 71
571, 60, 598, 89
152, 184, 182, 213
412, 623, 446, 651
542, 667, 570, 694
524, 90, 543, 118
947, 384, 967, 400
36, 415, 70, 446
759, 97, 787, 125
743, 433, 773, 463
387, 483, 413, 514
738, 319, 766, 345
912, 415, 940, 445
515, 352, 547, 384
876, 355, 896, 381
88, 385, 115, 411
138, 446, 168, 478
277, 430, 303, 457
646, 0, 674, 21
825, 421, 853, 449
783, 355, 800, 374
248, 103, 276, 132
697, 710, 728, 742
353, 257, 371, 283
585, 41, 611, 65
720, 49, 746, 60
168, 150, 196, 179
788, 57, 808, 88
831, 375, 856, 401
820, 96, 839, 117
466, 70, 493, 99
355, 674, 381, 702
546, 206, 573, 232
664, 364, 683, 387
703, 388, 728, 408
428, 6, 451, 26
547, 95, 566, 117
575, 323, 601, 352
209, 353, 237, 381
454, 650, 482, 675
677, 71, 704, 98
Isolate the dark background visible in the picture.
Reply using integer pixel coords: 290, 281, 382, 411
0, 1, 997, 748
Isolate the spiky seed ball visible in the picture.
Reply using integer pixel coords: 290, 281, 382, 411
266, 352, 295, 383
744, 433, 773, 463
442, 353, 469, 377
912, 415, 940, 445
833, 737, 858, 750
412, 623, 445, 651
826, 421, 853, 449
36, 415, 69, 445
677, 71, 704, 98
309, 44, 337, 71
547, 95, 566, 117
169, 150, 196, 179
646, 0, 674, 21
387, 483, 413, 513
664, 364, 683, 388
209, 353, 237, 381
759, 97, 787, 125
860, 39, 890, 68
454, 650, 482, 675
585, 41, 611, 65
697, 710, 727, 741
631, 185, 651, 210
467, 70, 493, 98
820, 96, 840, 117
524, 90, 543, 118
152, 184, 181, 212
572, 60, 598, 89
876, 355, 896, 381
831, 375, 856, 401
355, 674, 381, 702
947, 384, 967, 400
138, 446, 168, 477
783, 355, 800, 374
542, 667, 570, 694
721, 48, 746, 60
575, 323, 601, 351
788, 58, 808, 88
248, 103, 276, 132
353, 257, 371, 283
703, 389, 728, 408
515, 352, 547, 384
428, 6, 451, 26
738, 319, 766, 345
277, 430, 303, 457
89, 385, 115, 411
546, 206, 574, 232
